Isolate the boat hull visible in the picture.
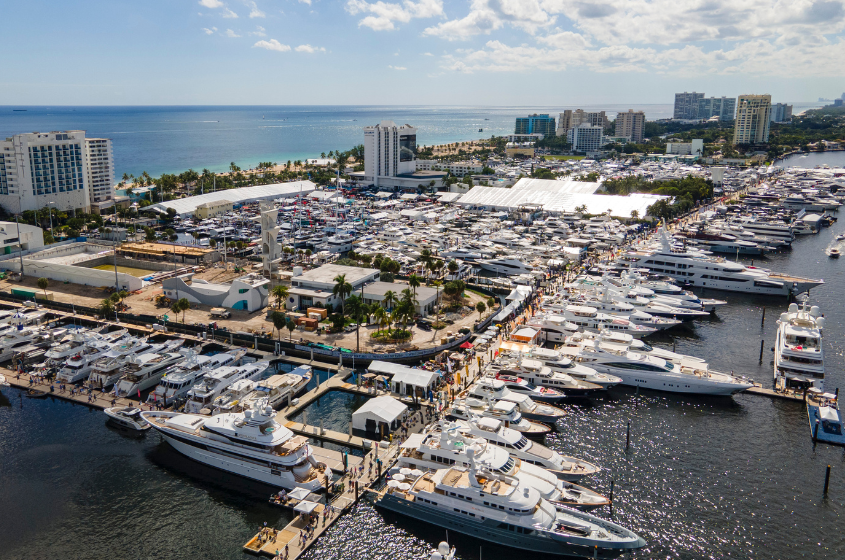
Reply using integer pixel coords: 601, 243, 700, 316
375, 493, 642, 558
593, 369, 751, 395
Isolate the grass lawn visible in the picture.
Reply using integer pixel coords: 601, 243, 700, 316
542, 155, 585, 161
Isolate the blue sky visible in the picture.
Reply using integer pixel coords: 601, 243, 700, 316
2, 0, 844, 105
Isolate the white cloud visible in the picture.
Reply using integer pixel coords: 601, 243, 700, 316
346, 0, 444, 31
224, 28, 241, 37
422, 52, 433, 56
295, 44, 326, 52
388, 64, 407, 69
418, 0, 845, 77
199, 0, 224, 8
299, 0, 312, 4
202, 27, 218, 35
250, 25, 266, 36
253, 38, 292, 51
424, 0, 554, 40
222, 7, 239, 18
246, 1, 265, 18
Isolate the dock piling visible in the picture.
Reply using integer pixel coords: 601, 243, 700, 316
824, 465, 831, 495
814, 420, 820, 441
609, 479, 614, 514
626, 421, 630, 450
759, 340, 765, 364
761, 307, 766, 327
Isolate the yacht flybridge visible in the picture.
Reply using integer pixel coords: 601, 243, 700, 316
142, 398, 329, 490
774, 302, 825, 391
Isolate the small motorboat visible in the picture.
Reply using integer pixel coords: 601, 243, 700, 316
0, 374, 9, 387
808, 391, 845, 446
836, 234, 845, 241
829, 248, 840, 258
25, 388, 48, 398
104, 406, 150, 431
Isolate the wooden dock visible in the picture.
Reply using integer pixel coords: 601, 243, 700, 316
243, 443, 401, 559
1, 368, 147, 410
745, 385, 807, 402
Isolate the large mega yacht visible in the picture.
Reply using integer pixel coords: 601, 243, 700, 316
558, 337, 754, 395
142, 398, 330, 491
113, 351, 188, 397
375, 462, 646, 557
774, 302, 825, 391
617, 228, 823, 296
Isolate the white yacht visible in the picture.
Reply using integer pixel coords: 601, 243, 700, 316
491, 358, 606, 397
240, 366, 312, 411
774, 302, 825, 392
440, 248, 484, 261
476, 258, 533, 276
104, 406, 150, 432
397, 422, 603, 507
88, 339, 183, 389
113, 351, 188, 397
450, 417, 600, 481
184, 361, 269, 413
529, 308, 658, 339
44, 330, 92, 365
142, 398, 330, 490
488, 375, 569, 404
375, 462, 646, 557
618, 228, 822, 296
558, 338, 754, 395
447, 399, 552, 436
465, 379, 566, 424
326, 233, 355, 253
146, 350, 245, 406
211, 379, 258, 414
0, 325, 56, 363
521, 347, 622, 388
546, 295, 682, 331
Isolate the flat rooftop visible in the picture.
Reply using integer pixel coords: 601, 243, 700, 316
293, 264, 379, 286
119, 242, 215, 257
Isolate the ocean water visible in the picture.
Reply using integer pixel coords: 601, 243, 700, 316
3, 152, 845, 560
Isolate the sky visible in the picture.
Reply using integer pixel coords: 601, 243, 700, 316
2, 0, 844, 105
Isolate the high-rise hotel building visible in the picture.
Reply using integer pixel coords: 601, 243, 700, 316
0, 131, 114, 213
363, 120, 417, 188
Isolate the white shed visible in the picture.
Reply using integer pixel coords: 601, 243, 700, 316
351, 395, 408, 436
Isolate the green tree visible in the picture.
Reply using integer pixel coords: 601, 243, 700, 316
383, 290, 397, 311
271, 311, 287, 340
285, 318, 297, 341
373, 306, 388, 334
271, 284, 289, 309
487, 296, 496, 309
332, 274, 353, 316
177, 297, 190, 323
345, 294, 365, 352
100, 298, 115, 318
447, 260, 459, 277
476, 301, 486, 318
408, 273, 422, 297
36, 278, 49, 300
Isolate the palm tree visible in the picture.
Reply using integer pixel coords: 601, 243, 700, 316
373, 306, 387, 335
177, 298, 190, 323
476, 301, 486, 318
100, 298, 114, 319
447, 260, 459, 278
271, 285, 289, 309
285, 318, 296, 342
383, 290, 397, 312
332, 274, 353, 315
408, 273, 422, 297
345, 294, 364, 352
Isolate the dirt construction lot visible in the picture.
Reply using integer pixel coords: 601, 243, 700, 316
1, 270, 496, 352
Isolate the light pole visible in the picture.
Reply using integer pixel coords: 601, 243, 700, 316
47, 202, 55, 240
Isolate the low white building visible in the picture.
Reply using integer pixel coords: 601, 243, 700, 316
666, 139, 704, 157
567, 123, 605, 153
416, 160, 483, 177
163, 272, 269, 311
287, 264, 381, 311
351, 395, 407, 435
369, 361, 439, 398
361, 281, 438, 317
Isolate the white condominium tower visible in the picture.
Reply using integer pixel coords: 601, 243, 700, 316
85, 137, 115, 205
0, 130, 114, 213
615, 110, 645, 143
733, 95, 772, 145
363, 120, 417, 188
